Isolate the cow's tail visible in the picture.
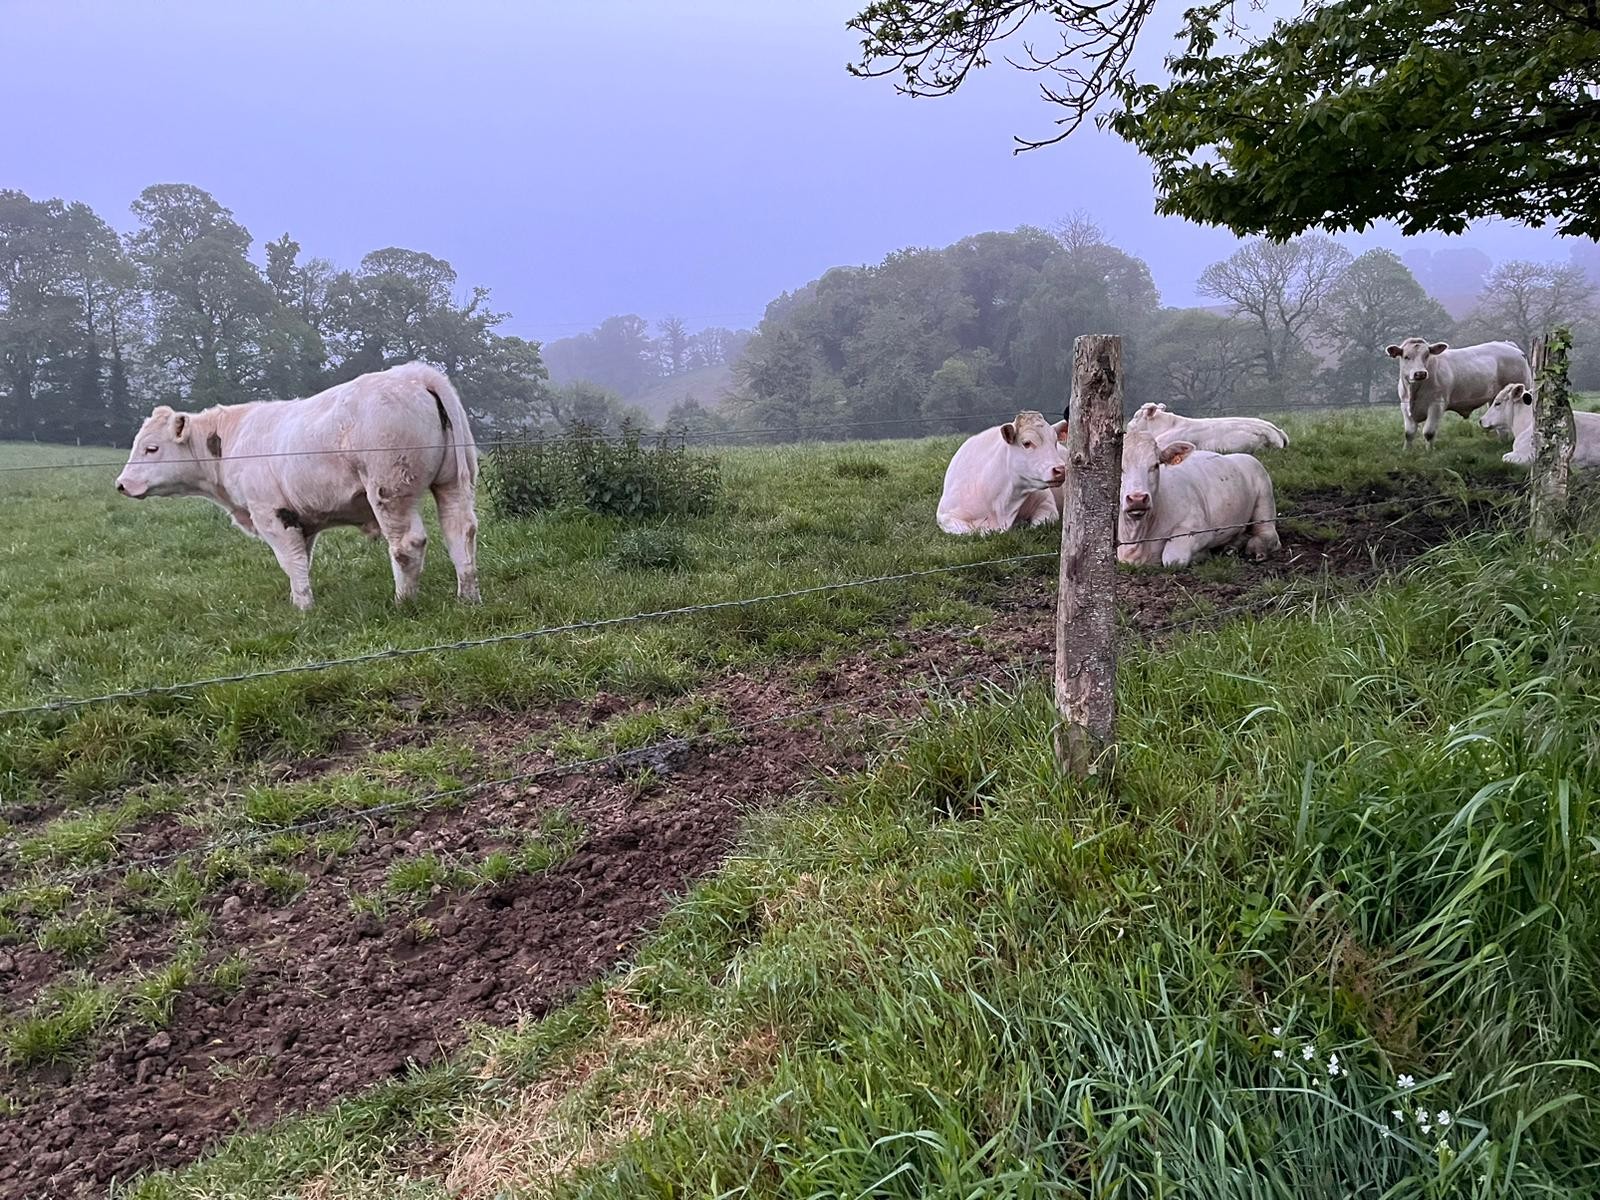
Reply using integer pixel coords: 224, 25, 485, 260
420, 367, 479, 489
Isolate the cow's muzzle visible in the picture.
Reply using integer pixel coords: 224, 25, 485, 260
1123, 492, 1151, 518
1409, 370, 1429, 382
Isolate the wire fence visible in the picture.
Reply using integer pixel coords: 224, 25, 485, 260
0, 482, 1519, 723
5, 559, 1387, 895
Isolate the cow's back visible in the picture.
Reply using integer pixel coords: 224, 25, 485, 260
224, 364, 468, 521
1437, 342, 1533, 416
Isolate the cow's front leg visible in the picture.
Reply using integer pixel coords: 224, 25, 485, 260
1016, 488, 1060, 529
1401, 398, 1418, 451
257, 516, 315, 610
1421, 403, 1443, 451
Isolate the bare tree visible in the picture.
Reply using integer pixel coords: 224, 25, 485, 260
1197, 236, 1352, 386
1465, 260, 1596, 352
1151, 310, 1256, 414
1054, 209, 1106, 252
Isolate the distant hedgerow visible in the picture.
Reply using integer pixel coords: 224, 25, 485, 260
484, 421, 721, 520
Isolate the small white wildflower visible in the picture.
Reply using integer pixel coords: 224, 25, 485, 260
1303, 1045, 1316, 1061
1327, 1053, 1340, 1076
1380, 1127, 1392, 1140
1419, 1119, 1432, 1135
1437, 1110, 1452, 1127
1391, 1110, 1404, 1124
1272, 1049, 1284, 1059
1398, 1073, 1415, 1090
1415, 1110, 1431, 1127
1271, 1025, 1282, 1036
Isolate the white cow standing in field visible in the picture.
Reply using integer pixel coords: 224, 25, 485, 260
1116, 432, 1279, 568
936, 410, 1068, 535
1385, 337, 1532, 450
115, 363, 480, 610
1478, 382, 1600, 470
1125, 403, 1289, 453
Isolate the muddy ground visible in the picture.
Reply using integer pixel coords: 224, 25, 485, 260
0, 486, 1504, 1198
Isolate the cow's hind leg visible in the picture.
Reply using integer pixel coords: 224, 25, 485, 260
432, 480, 480, 603
367, 484, 428, 604
258, 519, 315, 611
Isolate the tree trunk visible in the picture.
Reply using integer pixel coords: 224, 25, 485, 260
1530, 329, 1576, 543
1054, 334, 1122, 780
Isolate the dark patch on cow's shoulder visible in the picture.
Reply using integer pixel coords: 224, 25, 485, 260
427, 385, 452, 433
206, 432, 223, 458
276, 507, 303, 530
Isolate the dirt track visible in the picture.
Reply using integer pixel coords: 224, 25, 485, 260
0, 486, 1502, 1198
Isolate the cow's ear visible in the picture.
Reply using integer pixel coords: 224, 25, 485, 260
1053, 419, 1069, 442
1137, 403, 1158, 418
1428, 342, 1449, 356
171, 412, 189, 442
1385, 344, 1403, 358
1000, 422, 1017, 444
1158, 440, 1195, 467
1156, 403, 1169, 412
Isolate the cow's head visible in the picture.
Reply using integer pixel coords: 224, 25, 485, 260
1479, 382, 1531, 438
1386, 336, 1450, 387
115, 406, 210, 499
999, 410, 1068, 491
1126, 402, 1173, 432
1120, 431, 1194, 523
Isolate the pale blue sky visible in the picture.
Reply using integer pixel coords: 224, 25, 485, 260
0, 0, 1573, 340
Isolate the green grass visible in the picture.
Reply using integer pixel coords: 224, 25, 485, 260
117, 513, 1600, 1199
0, 417, 1517, 808
376, 809, 584, 904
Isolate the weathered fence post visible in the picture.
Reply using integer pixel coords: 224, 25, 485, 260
1054, 334, 1123, 779
1530, 328, 1576, 543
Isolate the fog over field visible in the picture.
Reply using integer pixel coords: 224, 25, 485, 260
1, 0, 1575, 341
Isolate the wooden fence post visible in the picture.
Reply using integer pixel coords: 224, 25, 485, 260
1054, 334, 1123, 779
1530, 328, 1576, 543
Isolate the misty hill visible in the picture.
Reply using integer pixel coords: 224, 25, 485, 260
629, 362, 739, 422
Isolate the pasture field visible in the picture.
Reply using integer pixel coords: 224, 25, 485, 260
0, 411, 1595, 1198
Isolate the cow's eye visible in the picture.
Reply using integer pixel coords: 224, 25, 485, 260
1022, 441, 1034, 450
144, 445, 158, 454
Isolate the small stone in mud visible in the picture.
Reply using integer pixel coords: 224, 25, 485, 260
142, 1032, 172, 1056
220, 895, 243, 919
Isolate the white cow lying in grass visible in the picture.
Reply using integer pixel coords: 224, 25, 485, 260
1117, 432, 1279, 568
1478, 382, 1600, 470
1386, 337, 1532, 450
937, 410, 1068, 534
116, 363, 480, 610
1126, 403, 1289, 453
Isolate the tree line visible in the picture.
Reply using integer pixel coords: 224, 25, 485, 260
726, 217, 1600, 438
5, 183, 1598, 447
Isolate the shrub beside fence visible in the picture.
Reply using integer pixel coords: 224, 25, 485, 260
483, 421, 721, 520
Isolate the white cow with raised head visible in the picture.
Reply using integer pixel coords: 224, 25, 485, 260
936, 410, 1068, 535
1126, 403, 1289, 453
1478, 382, 1600, 470
116, 362, 480, 610
1385, 337, 1532, 450
1116, 431, 1279, 568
